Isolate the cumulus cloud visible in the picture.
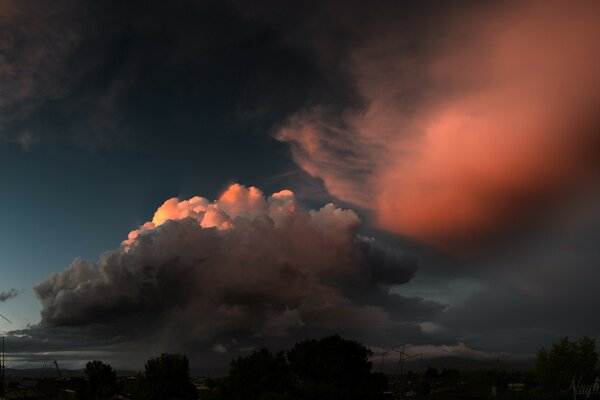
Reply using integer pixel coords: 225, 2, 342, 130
272, 0, 600, 252
33, 184, 438, 360
0, 288, 18, 302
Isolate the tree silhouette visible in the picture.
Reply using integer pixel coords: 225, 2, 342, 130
84, 360, 117, 400
535, 336, 598, 394
225, 348, 293, 400
287, 335, 383, 400
207, 335, 389, 399
140, 353, 198, 400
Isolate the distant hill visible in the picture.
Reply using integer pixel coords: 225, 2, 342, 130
4, 368, 84, 378
3, 356, 534, 378
4, 368, 137, 378
378, 356, 534, 374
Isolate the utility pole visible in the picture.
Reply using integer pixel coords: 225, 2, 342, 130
53, 360, 64, 400
380, 344, 425, 398
53, 360, 63, 381
1, 336, 4, 400
0, 313, 12, 400
400, 344, 405, 380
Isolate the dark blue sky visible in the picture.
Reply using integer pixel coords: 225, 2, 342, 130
0, 0, 316, 329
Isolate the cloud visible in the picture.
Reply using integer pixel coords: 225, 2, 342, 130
0, 0, 82, 145
0, 0, 329, 152
212, 343, 228, 354
32, 184, 438, 363
371, 342, 514, 362
273, 0, 600, 252
431, 188, 600, 353
0, 289, 18, 302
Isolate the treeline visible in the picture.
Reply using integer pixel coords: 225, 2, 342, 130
73, 335, 385, 400
80, 353, 197, 400
205, 335, 387, 400
65, 335, 599, 400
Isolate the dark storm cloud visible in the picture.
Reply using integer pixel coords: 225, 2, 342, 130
0, 0, 82, 148
411, 188, 600, 353
0, 0, 321, 151
358, 237, 417, 286
0, 289, 18, 302
30, 185, 442, 364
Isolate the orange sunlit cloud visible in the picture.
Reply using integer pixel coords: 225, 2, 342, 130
124, 184, 298, 248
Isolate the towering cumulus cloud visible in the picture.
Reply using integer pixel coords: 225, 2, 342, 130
34, 184, 437, 357
273, 0, 600, 251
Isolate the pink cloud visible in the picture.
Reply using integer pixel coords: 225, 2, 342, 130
125, 184, 296, 247
277, 1, 600, 252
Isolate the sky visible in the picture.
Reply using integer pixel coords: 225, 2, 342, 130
1, 0, 600, 370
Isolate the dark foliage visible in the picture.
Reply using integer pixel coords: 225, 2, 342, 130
211, 335, 387, 400
224, 349, 293, 400
139, 353, 198, 400
84, 360, 117, 400
535, 336, 598, 395
440, 368, 460, 381
424, 367, 439, 379
287, 335, 382, 399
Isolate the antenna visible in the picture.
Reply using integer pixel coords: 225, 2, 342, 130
379, 344, 424, 397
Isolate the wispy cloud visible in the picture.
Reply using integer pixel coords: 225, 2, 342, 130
0, 288, 19, 303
